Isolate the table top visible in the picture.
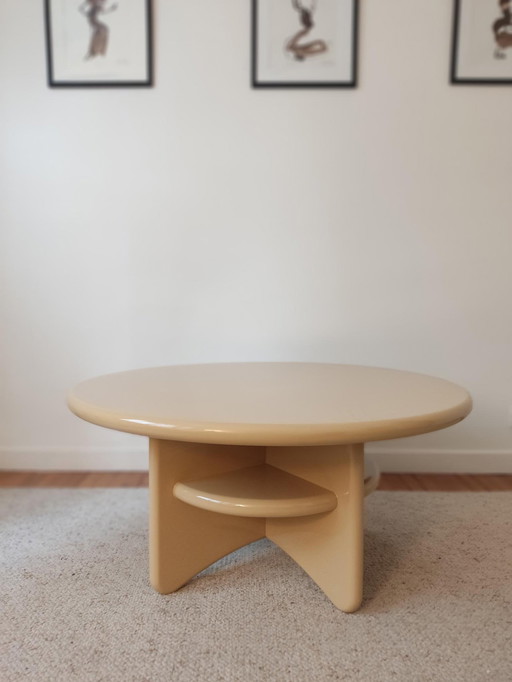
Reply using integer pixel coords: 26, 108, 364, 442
68, 363, 472, 447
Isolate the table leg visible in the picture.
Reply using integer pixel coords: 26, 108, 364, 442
149, 438, 265, 594
266, 443, 364, 613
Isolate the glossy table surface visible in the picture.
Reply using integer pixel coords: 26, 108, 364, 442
68, 363, 472, 447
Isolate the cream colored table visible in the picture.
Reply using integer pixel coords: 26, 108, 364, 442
68, 363, 472, 613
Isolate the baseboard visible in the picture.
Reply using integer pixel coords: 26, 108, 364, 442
0, 446, 511, 473
367, 448, 512, 474
0, 448, 148, 471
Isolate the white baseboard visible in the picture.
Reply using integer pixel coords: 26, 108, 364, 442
0, 448, 148, 471
367, 448, 512, 474
0, 446, 511, 473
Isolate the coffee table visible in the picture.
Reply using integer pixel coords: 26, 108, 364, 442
68, 363, 472, 612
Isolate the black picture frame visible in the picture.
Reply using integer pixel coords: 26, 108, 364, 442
44, 0, 153, 88
252, 0, 358, 88
451, 0, 512, 85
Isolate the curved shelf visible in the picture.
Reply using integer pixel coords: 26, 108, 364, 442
173, 464, 338, 518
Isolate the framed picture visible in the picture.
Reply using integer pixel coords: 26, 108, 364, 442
451, 0, 512, 84
251, 0, 358, 88
44, 0, 152, 87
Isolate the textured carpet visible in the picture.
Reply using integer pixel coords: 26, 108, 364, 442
1, 490, 511, 682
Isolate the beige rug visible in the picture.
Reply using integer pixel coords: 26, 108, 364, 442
1, 489, 511, 682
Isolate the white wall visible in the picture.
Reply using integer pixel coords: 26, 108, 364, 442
1, 1, 511, 472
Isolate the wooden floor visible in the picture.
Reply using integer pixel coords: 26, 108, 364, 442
0, 471, 511, 491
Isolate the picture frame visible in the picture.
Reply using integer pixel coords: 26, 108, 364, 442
44, 0, 153, 87
451, 0, 512, 84
251, 0, 358, 88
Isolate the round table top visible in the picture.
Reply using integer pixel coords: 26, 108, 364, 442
68, 363, 472, 447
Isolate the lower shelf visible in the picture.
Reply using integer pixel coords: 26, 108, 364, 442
173, 464, 338, 518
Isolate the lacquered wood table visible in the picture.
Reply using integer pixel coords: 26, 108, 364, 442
68, 363, 472, 612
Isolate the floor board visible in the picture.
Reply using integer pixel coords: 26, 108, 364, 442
0, 471, 511, 491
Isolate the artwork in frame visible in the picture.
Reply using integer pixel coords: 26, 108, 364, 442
251, 0, 358, 88
451, 0, 512, 84
44, 0, 152, 87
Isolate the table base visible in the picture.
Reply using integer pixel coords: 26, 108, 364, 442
149, 439, 365, 613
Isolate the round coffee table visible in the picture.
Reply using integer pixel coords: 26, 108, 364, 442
68, 363, 472, 612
